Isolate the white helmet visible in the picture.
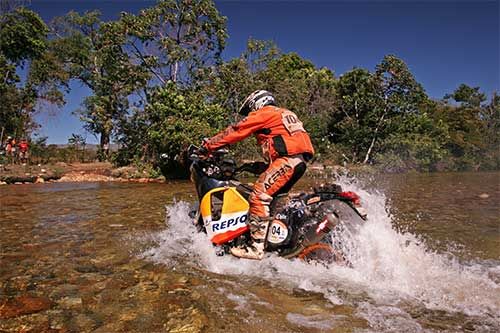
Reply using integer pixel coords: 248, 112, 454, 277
239, 90, 276, 116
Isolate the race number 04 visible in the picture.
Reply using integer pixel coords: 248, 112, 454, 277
272, 225, 282, 235
268, 220, 288, 244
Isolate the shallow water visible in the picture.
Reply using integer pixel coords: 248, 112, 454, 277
0, 172, 499, 332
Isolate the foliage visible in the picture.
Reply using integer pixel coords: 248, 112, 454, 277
0, 6, 53, 137
116, 81, 227, 177
444, 83, 486, 108
47, 11, 150, 160
330, 68, 379, 163
429, 85, 499, 170
119, 0, 227, 84
67, 133, 87, 162
0, 7, 47, 64
1, 1, 498, 175
374, 112, 449, 172
330, 55, 433, 165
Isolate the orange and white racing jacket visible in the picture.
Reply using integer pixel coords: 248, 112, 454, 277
205, 106, 315, 162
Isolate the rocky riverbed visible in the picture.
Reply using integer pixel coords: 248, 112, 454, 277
0, 182, 215, 332
2, 172, 497, 332
1, 181, 365, 333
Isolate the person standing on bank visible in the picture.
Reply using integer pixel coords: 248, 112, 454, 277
203, 90, 315, 259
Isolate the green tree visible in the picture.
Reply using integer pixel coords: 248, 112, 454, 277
119, 0, 227, 85
330, 68, 381, 163
480, 93, 500, 169
259, 53, 336, 156
117, 82, 226, 177
68, 133, 86, 162
432, 85, 497, 170
110, 0, 228, 167
444, 83, 486, 108
50, 11, 148, 160
434, 84, 486, 168
200, 38, 279, 119
0, 6, 54, 137
330, 55, 429, 164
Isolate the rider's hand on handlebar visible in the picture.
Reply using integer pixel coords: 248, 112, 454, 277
237, 161, 268, 175
197, 139, 210, 158
197, 146, 208, 157
252, 161, 269, 174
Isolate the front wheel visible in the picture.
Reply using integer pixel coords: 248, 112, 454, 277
298, 243, 347, 265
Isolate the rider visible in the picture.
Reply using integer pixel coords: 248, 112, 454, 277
5, 136, 16, 163
18, 138, 29, 164
203, 90, 315, 259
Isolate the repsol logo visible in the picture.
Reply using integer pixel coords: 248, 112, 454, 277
212, 214, 248, 232
264, 164, 292, 190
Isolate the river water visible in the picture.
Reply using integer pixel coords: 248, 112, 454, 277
0, 172, 498, 332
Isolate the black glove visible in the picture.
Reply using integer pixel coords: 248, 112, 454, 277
197, 138, 211, 159
239, 161, 268, 175
197, 145, 209, 157
251, 161, 269, 174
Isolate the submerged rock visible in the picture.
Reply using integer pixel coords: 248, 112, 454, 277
75, 264, 99, 273
58, 296, 83, 309
73, 313, 99, 331
0, 295, 52, 318
49, 284, 80, 299
167, 306, 208, 333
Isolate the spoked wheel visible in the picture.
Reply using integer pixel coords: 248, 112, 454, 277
298, 243, 347, 265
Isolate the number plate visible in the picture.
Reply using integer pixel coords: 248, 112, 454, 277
282, 110, 305, 134
267, 220, 288, 244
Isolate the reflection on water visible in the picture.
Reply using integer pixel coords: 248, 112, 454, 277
0, 172, 499, 332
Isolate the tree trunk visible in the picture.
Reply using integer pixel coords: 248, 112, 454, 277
363, 134, 377, 164
171, 62, 178, 82
363, 108, 387, 164
100, 130, 110, 161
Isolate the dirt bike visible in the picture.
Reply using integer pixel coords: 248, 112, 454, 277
187, 145, 367, 263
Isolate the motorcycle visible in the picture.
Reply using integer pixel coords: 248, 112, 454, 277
187, 145, 367, 263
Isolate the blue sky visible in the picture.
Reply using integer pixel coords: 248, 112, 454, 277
29, 0, 499, 143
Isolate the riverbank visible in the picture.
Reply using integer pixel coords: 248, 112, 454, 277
0, 162, 352, 185
0, 163, 167, 185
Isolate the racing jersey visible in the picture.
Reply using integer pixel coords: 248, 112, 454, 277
205, 106, 314, 161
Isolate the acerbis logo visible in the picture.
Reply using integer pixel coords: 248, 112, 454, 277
264, 164, 292, 190
211, 214, 248, 232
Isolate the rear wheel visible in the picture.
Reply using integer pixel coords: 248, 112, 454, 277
298, 243, 347, 265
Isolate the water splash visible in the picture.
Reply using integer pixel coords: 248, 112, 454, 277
339, 176, 500, 318
143, 177, 500, 330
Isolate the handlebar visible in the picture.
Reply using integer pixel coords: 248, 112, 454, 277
186, 144, 267, 177
188, 144, 228, 160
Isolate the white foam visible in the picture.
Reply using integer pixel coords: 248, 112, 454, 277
286, 313, 344, 330
143, 177, 500, 330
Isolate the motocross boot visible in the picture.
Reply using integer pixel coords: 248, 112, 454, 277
230, 215, 271, 260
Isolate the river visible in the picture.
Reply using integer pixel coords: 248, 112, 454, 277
0, 172, 498, 332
